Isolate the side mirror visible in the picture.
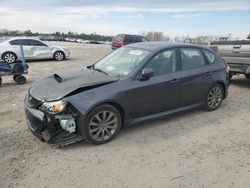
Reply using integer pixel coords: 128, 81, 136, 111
140, 68, 154, 81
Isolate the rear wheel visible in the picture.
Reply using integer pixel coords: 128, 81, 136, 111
245, 74, 250, 79
53, 51, 65, 61
78, 104, 122, 145
13, 75, 18, 81
2, 52, 17, 63
204, 84, 224, 111
15, 75, 26, 85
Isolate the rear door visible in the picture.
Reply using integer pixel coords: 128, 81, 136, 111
9, 39, 32, 59
178, 47, 211, 106
28, 39, 51, 59
131, 48, 180, 118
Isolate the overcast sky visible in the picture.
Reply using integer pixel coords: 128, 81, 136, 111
0, 0, 249, 38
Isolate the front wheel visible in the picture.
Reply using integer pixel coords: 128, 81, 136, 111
53, 51, 65, 61
78, 104, 122, 145
204, 84, 224, 111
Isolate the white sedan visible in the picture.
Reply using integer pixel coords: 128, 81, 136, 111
0, 37, 70, 63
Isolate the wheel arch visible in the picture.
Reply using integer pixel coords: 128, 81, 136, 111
1, 51, 18, 60
215, 81, 227, 99
53, 50, 65, 59
83, 101, 126, 126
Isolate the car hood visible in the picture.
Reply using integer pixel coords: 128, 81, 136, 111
29, 68, 118, 101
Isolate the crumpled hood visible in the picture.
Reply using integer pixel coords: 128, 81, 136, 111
29, 68, 118, 101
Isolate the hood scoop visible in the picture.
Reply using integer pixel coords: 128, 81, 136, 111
54, 74, 64, 83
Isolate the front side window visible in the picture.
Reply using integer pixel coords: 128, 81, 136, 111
29, 39, 47, 46
203, 50, 215, 64
145, 49, 177, 76
180, 48, 205, 70
94, 47, 150, 77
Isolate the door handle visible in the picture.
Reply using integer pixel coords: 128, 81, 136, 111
205, 71, 212, 76
170, 79, 180, 83
233, 44, 241, 49
232, 49, 240, 53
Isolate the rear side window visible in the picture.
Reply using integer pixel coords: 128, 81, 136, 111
10, 39, 29, 46
180, 48, 205, 70
203, 50, 215, 64
133, 37, 142, 43
124, 35, 133, 43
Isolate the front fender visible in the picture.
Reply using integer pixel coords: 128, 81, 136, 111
67, 80, 131, 120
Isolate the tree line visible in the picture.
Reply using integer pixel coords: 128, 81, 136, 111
0, 29, 113, 41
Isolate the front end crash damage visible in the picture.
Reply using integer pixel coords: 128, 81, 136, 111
24, 68, 119, 146
25, 95, 84, 146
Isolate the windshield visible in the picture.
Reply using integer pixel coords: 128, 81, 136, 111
94, 47, 150, 77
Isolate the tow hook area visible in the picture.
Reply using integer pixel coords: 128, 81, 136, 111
55, 114, 76, 133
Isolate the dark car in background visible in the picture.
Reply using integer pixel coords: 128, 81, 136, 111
25, 42, 229, 146
111, 34, 149, 50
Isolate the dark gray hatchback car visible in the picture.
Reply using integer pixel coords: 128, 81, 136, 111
25, 42, 229, 146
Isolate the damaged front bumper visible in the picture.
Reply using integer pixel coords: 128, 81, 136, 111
24, 96, 83, 146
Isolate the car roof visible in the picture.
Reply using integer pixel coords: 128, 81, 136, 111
126, 41, 211, 52
116, 34, 144, 37
7, 37, 40, 41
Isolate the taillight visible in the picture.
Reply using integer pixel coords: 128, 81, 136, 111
226, 64, 230, 73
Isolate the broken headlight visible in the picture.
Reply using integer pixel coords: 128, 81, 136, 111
40, 100, 67, 114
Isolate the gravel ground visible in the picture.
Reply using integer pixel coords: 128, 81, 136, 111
0, 42, 250, 188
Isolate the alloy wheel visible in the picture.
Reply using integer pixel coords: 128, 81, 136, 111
207, 86, 223, 109
54, 52, 64, 61
89, 111, 118, 142
4, 53, 16, 63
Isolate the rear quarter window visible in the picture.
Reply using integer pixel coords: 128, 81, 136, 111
203, 50, 216, 64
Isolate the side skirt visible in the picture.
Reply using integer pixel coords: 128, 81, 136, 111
128, 102, 204, 125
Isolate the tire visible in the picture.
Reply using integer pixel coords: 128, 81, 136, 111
78, 104, 122, 145
15, 75, 26, 85
53, 51, 65, 61
2, 52, 17, 63
13, 75, 18, 81
245, 74, 250, 79
229, 72, 234, 79
204, 84, 224, 111
0, 77, 2, 86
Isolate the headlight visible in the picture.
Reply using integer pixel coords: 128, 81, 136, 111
40, 100, 67, 114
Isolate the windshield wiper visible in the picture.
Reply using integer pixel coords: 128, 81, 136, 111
93, 67, 109, 75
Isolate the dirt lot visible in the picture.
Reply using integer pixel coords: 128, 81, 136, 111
0, 42, 250, 188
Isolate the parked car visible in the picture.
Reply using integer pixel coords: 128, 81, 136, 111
87, 40, 101, 44
0, 37, 70, 63
210, 40, 250, 79
111, 34, 149, 50
25, 42, 229, 146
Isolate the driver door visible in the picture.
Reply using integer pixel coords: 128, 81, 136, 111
28, 39, 51, 59
130, 48, 180, 119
